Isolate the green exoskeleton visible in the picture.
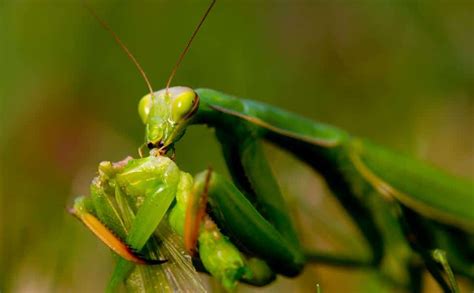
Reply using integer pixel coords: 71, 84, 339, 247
72, 1, 473, 292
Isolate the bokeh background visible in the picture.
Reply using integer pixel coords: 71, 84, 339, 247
1, 0, 473, 292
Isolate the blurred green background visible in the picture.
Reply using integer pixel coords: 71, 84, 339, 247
0, 0, 472, 292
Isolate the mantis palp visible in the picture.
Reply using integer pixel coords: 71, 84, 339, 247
71, 1, 474, 292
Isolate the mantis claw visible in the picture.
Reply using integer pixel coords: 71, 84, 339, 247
70, 205, 167, 265
127, 246, 169, 265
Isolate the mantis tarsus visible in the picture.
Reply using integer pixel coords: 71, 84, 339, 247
71, 1, 473, 292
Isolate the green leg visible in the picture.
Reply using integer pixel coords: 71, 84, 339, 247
216, 124, 386, 268
171, 169, 276, 289
431, 225, 474, 280
216, 128, 301, 249
191, 170, 305, 277
71, 178, 156, 266
108, 187, 178, 289
215, 126, 385, 271
432, 249, 459, 293
106, 185, 176, 291
399, 207, 460, 293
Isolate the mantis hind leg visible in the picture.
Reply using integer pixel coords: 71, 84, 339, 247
400, 207, 461, 293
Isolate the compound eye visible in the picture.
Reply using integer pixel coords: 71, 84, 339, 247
147, 142, 155, 149
138, 94, 153, 123
171, 91, 196, 121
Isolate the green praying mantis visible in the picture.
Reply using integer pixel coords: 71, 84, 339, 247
71, 1, 474, 292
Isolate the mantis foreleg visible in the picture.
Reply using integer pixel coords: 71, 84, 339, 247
215, 127, 301, 251
188, 170, 305, 277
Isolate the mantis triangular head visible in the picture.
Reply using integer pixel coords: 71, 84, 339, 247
138, 87, 199, 154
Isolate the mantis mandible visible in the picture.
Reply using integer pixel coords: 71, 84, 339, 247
71, 1, 474, 292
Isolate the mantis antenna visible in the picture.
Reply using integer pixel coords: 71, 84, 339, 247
82, 1, 154, 97
165, 0, 216, 93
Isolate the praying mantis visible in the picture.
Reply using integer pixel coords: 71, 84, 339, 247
71, 1, 474, 292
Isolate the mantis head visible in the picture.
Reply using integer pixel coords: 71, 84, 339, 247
138, 86, 199, 153
86, 0, 214, 156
